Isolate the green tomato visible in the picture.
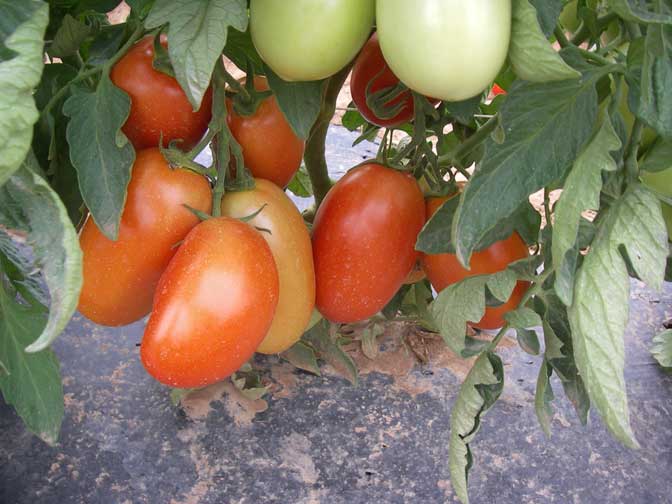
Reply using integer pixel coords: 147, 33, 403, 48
641, 168, 672, 239
375, 0, 511, 102
250, 0, 374, 82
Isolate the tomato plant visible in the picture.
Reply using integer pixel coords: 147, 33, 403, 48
375, 0, 511, 101
110, 35, 212, 150
78, 148, 212, 326
140, 217, 279, 388
642, 167, 672, 238
250, 0, 375, 81
227, 76, 305, 188
312, 163, 425, 323
221, 179, 315, 354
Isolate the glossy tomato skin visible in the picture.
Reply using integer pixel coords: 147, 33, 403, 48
110, 35, 212, 150
642, 167, 672, 239
250, 0, 374, 81
421, 197, 529, 330
312, 163, 425, 323
221, 179, 315, 354
78, 149, 212, 326
227, 77, 305, 188
141, 217, 279, 388
376, 0, 511, 102
350, 33, 418, 127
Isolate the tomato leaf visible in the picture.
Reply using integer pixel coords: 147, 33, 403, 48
637, 23, 672, 138
63, 74, 135, 240
281, 341, 321, 376
223, 27, 265, 75
610, 0, 672, 25
641, 138, 672, 173
146, 0, 248, 110
264, 64, 325, 140
568, 185, 668, 448
0, 234, 48, 307
651, 330, 672, 368
509, 0, 581, 82
453, 75, 598, 267
552, 117, 621, 305
505, 306, 542, 355
0, 153, 83, 353
0, 285, 63, 445
528, 0, 563, 37
48, 13, 91, 58
534, 359, 555, 437
303, 320, 358, 385
0, 0, 48, 187
430, 270, 517, 357
449, 351, 504, 504
286, 165, 313, 198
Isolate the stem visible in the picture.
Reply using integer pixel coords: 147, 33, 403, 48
186, 127, 219, 159
554, 27, 570, 48
543, 188, 553, 229
576, 48, 613, 66
570, 12, 617, 46
438, 115, 498, 166
624, 119, 644, 184
304, 63, 352, 208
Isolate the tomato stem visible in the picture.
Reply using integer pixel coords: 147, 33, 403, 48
438, 115, 499, 167
304, 63, 352, 208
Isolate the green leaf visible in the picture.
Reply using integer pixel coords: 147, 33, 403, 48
430, 270, 517, 356
637, 23, 672, 138
509, 0, 581, 82
63, 74, 135, 240
453, 75, 598, 267
264, 64, 325, 140
569, 185, 668, 448
529, 0, 563, 37
0, 0, 48, 187
651, 330, 672, 368
0, 233, 48, 306
449, 352, 504, 504
641, 138, 672, 173
0, 153, 83, 352
534, 359, 555, 437
49, 13, 91, 58
610, 0, 672, 25
146, 0, 248, 109
281, 341, 321, 376
552, 117, 621, 305
286, 165, 313, 198
0, 285, 63, 444
303, 320, 357, 385
223, 27, 265, 75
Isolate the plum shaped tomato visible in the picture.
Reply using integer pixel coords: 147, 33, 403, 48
227, 77, 305, 188
350, 33, 439, 128
376, 0, 511, 102
250, 0, 375, 81
141, 217, 279, 388
641, 167, 672, 239
78, 148, 212, 326
312, 163, 425, 323
221, 179, 315, 354
420, 196, 530, 330
110, 35, 212, 150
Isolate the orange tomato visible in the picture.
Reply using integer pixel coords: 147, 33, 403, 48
221, 179, 315, 354
78, 148, 212, 326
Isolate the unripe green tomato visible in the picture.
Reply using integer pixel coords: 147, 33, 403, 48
249, 0, 374, 81
375, 0, 511, 102
641, 168, 672, 239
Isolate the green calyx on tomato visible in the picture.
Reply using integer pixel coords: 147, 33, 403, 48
250, 0, 375, 82
375, 0, 511, 102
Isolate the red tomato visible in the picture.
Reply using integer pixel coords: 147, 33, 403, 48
350, 33, 439, 127
78, 148, 212, 326
491, 83, 506, 96
141, 217, 279, 388
110, 35, 212, 150
312, 163, 425, 323
227, 76, 305, 188
421, 196, 529, 330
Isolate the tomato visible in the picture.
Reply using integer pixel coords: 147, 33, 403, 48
491, 84, 507, 96
312, 163, 425, 323
221, 179, 315, 354
350, 33, 436, 127
140, 217, 279, 388
110, 35, 212, 150
420, 196, 529, 330
250, 0, 375, 81
376, 0, 511, 102
641, 167, 672, 239
227, 77, 305, 188
78, 149, 212, 326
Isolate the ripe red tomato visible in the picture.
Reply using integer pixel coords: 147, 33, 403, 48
312, 163, 425, 323
227, 76, 305, 188
491, 83, 506, 96
350, 33, 434, 127
110, 35, 212, 150
421, 196, 529, 330
221, 179, 315, 354
141, 217, 279, 388
78, 148, 212, 326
